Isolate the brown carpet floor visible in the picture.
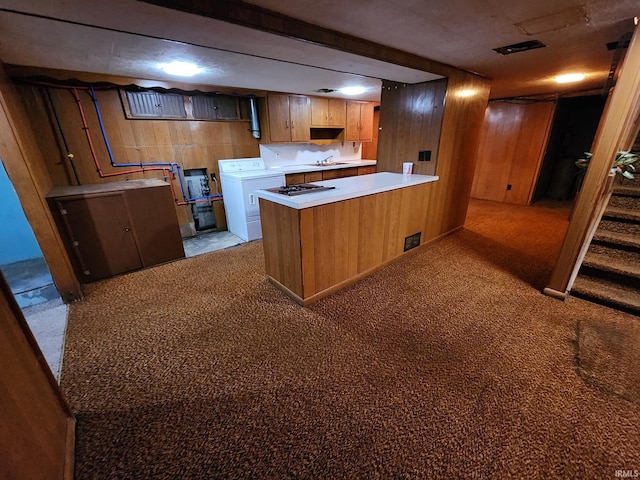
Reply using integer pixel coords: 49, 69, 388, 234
62, 199, 640, 479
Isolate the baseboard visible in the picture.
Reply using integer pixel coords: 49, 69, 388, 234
543, 287, 567, 300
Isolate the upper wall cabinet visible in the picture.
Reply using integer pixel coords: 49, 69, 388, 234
346, 101, 374, 142
310, 97, 346, 127
267, 93, 311, 142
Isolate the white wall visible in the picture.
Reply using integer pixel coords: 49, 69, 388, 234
259, 143, 362, 168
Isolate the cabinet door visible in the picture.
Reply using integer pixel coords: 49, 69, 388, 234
345, 101, 362, 141
56, 193, 142, 281
328, 98, 346, 126
126, 186, 185, 267
357, 166, 376, 175
289, 95, 311, 142
267, 94, 291, 142
359, 103, 374, 142
310, 97, 329, 127
305, 171, 323, 182
286, 173, 305, 185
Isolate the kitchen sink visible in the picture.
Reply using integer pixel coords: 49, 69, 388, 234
307, 162, 350, 167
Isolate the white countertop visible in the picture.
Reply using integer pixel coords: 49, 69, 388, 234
255, 172, 439, 209
266, 159, 376, 174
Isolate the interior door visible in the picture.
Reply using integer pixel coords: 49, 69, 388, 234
56, 193, 142, 281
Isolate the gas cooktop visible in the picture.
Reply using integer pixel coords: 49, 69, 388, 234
266, 183, 336, 196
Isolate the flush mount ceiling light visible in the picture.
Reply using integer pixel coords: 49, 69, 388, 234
157, 61, 203, 77
555, 73, 586, 84
339, 86, 366, 95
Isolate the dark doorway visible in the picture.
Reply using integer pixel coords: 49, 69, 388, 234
533, 95, 606, 204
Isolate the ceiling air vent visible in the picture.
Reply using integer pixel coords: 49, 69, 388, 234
493, 40, 546, 56
314, 88, 336, 94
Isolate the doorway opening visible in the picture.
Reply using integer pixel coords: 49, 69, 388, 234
0, 159, 59, 308
0, 158, 67, 381
532, 95, 606, 205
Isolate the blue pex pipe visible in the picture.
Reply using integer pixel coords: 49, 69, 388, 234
88, 86, 219, 203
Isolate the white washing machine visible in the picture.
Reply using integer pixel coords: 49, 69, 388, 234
218, 158, 285, 242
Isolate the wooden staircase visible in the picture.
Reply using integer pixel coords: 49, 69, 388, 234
571, 175, 640, 316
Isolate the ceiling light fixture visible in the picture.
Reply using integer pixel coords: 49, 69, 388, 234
555, 73, 586, 84
157, 61, 203, 77
340, 86, 366, 96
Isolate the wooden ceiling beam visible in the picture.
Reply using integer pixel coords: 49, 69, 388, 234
139, 0, 484, 79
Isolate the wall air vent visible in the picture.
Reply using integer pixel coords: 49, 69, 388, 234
493, 40, 546, 56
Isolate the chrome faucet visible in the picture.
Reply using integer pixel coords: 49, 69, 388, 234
317, 155, 334, 165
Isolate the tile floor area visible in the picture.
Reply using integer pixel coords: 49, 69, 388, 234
183, 230, 245, 257
2, 257, 60, 308
4, 229, 246, 383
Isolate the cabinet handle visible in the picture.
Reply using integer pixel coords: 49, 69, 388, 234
291, 121, 295, 129
249, 194, 255, 205
285, 121, 289, 129
124, 227, 130, 232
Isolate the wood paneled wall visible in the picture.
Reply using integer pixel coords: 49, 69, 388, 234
471, 100, 556, 205
377, 75, 491, 241
378, 79, 447, 177
0, 270, 75, 480
17, 85, 260, 232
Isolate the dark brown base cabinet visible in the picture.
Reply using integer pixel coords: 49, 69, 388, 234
47, 180, 185, 283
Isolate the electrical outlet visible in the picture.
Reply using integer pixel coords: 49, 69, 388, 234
275, 152, 280, 159
418, 150, 431, 162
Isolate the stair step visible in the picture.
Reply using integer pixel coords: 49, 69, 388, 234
609, 194, 640, 210
603, 207, 640, 223
598, 218, 640, 235
593, 229, 640, 250
612, 184, 640, 198
571, 276, 640, 317
582, 252, 640, 280
587, 244, 640, 266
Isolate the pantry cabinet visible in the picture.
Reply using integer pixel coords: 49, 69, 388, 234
267, 93, 311, 142
47, 180, 185, 283
346, 101, 374, 142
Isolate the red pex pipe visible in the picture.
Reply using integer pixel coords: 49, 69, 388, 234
70, 85, 221, 206
71, 88, 174, 179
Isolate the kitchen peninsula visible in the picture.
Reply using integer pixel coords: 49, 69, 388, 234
256, 172, 439, 305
